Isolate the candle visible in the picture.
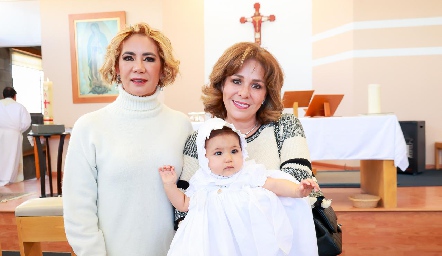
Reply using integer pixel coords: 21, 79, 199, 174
368, 84, 381, 114
43, 78, 54, 124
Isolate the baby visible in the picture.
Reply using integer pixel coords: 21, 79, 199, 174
159, 118, 319, 256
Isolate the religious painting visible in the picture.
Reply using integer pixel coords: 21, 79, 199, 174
69, 11, 126, 103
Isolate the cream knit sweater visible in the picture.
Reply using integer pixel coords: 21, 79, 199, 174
63, 86, 192, 256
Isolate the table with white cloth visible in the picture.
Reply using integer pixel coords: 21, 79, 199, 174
299, 114, 409, 208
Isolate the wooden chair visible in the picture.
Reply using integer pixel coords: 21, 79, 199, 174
436, 142, 442, 170
15, 197, 75, 256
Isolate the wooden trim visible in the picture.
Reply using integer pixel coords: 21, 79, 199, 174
311, 161, 359, 170
11, 47, 42, 58
68, 11, 126, 104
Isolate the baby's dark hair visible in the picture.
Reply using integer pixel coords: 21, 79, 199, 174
206, 126, 241, 149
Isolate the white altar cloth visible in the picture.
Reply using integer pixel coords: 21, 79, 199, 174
192, 114, 409, 171
299, 114, 409, 171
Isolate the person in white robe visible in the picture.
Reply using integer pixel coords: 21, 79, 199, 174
0, 86, 31, 186
159, 118, 319, 256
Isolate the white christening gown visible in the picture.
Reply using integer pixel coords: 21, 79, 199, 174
168, 160, 318, 256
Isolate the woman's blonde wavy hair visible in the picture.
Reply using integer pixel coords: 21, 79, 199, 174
202, 42, 285, 124
99, 22, 179, 88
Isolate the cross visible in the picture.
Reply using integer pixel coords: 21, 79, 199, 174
43, 99, 50, 109
240, 3, 275, 45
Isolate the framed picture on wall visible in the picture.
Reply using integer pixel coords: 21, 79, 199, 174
69, 11, 126, 103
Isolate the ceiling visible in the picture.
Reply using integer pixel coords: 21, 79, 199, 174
0, 0, 41, 48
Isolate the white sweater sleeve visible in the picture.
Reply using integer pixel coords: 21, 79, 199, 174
62, 116, 106, 256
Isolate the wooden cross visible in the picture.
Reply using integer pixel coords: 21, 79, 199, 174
240, 2, 275, 45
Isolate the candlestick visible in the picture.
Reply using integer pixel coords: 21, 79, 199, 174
43, 78, 54, 124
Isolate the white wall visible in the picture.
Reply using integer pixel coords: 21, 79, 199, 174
10, 0, 441, 169
205, 1, 313, 94
0, 0, 41, 47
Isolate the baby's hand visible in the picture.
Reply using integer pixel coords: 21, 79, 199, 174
158, 165, 177, 186
298, 178, 320, 197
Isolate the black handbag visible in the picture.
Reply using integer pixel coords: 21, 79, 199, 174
312, 196, 342, 256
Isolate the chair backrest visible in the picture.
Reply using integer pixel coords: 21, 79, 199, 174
22, 113, 44, 152
22, 113, 44, 179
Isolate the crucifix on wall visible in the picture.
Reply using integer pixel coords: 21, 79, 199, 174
240, 2, 275, 45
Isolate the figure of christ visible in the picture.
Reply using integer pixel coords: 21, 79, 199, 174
240, 3, 275, 45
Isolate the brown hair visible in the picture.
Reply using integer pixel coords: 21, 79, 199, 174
99, 22, 179, 88
206, 126, 241, 149
202, 42, 284, 124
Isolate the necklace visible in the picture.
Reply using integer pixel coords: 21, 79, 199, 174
244, 123, 258, 136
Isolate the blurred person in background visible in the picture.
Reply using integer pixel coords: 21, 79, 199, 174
0, 86, 31, 186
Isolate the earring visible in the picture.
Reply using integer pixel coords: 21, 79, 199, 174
116, 75, 121, 84
262, 100, 265, 105
157, 79, 163, 91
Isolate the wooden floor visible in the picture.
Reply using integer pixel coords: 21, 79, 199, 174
1, 169, 442, 255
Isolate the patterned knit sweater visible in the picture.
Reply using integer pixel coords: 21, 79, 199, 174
62, 86, 193, 256
176, 113, 321, 224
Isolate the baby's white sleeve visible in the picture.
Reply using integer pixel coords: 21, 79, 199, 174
246, 163, 268, 187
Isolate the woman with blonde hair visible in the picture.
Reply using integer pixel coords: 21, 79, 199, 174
63, 22, 193, 255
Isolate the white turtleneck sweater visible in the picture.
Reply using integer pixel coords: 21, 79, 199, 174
62, 86, 193, 256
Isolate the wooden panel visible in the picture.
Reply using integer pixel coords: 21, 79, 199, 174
304, 94, 344, 117
282, 90, 314, 108
0, 212, 71, 252
360, 160, 397, 208
17, 216, 67, 242
22, 242, 42, 256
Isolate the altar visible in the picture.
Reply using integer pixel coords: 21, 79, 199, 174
299, 114, 408, 208
192, 114, 408, 208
